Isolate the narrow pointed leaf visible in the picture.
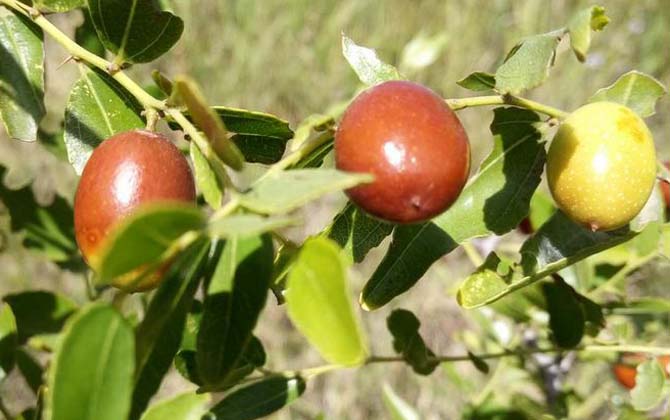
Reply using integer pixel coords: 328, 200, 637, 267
64, 65, 144, 174
85, 0, 183, 63
495, 33, 560, 94
130, 239, 210, 420
589, 71, 667, 118
140, 393, 210, 420
97, 204, 205, 284
190, 140, 223, 209
457, 72, 496, 92
240, 169, 372, 215
197, 235, 273, 390
174, 77, 244, 170
362, 108, 545, 309
386, 309, 438, 375
285, 237, 368, 365
342, 34, 403, 86
207, 376, 306, 420
568, 5, 609, 62
46, 304, 134, 420
0, 8, 45, 142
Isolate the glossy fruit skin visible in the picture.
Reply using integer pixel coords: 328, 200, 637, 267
547, 102, 657, 231
613, 354, 670, 389
74, 130, 196, 291
334, 80, 470, 223
661, 161, 670, 216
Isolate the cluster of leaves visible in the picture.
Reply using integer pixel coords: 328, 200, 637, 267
0, 0, 669, 419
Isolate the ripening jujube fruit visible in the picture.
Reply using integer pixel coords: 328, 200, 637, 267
74, 130, 196, 292
547, 102, 657, 231
334, 80, 470, 223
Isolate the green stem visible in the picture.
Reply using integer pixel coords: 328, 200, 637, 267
209, 195, 241, 223
447, 94, 569, 119
461, 241, 484, 267
254, 130, 334, 185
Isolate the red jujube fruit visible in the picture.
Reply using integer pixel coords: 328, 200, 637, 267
335, 80, 470, 223
74, 130, 196, 291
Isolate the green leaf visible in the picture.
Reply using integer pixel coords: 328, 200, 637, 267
467, 352, 489, 374
140, 392, 210, 420
213, 106, 293, 141
170, 106, 293, 164
286, 113, 335, 153
176, 336, 266, 389
46, 304, 134, 420
208, 214, 297, 239
131, 239, 210, 420
458, 211, 640, 308
85, 0, 183, 63
4, 291, 77, 342
174, 77, 244, 171
197, 235, 273, 390
382, 384, 420, 420
495, 33, 560, 95
630, 359, 665, 411
457, 72, 496, 92
75, 7, 105, 57
326, 203, 393, 263
190, 140, 223, 209
399, 32, 448, 71
206, 376, 306, 420
33, 0, 85, 13
457, 253, 509, 309
542, 279, 584, 348
0, 166, 81, 267
0, 8, 45, 142
386, 309, 438, 375
231, 134, 289, 165
285, 237, 368, 365
361, 223, 457, 311
64, 65, 144, 174
341, 34, 403, 86
97, 204, 205, 284
0, 305, 17, 379
568, 5, 609, 62
362, 108, 545, 310
290, 140, 333, 169
589, 71, 667, 118
240, 169, 372, 215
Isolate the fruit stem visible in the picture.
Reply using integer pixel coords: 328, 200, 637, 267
447, 94, 569, 119
461, 241, 484, 267
209, 196, 241, 223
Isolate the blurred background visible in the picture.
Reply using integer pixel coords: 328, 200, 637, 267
0, 0, 669, 418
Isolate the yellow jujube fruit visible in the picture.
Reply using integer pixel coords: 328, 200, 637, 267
547, 102, 657, 231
